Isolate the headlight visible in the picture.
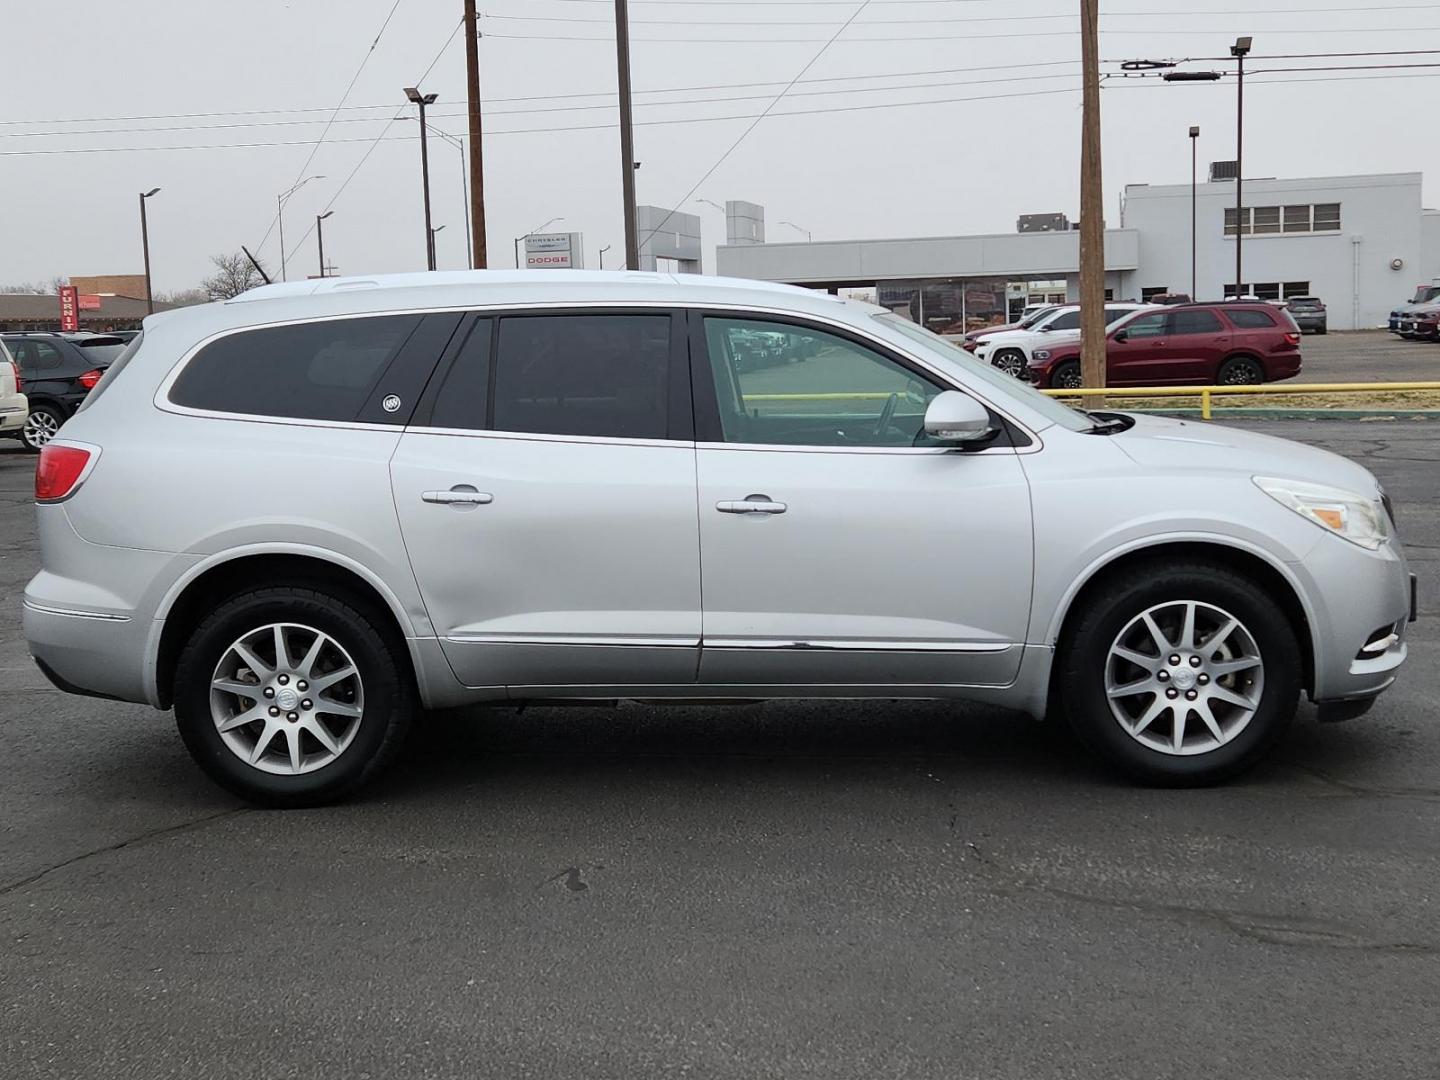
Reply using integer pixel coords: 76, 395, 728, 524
1032, 349, 1052, 361
1253, 476, 1391, 549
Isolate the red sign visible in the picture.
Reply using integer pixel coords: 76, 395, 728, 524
78, 294, 102, 310
58, 286, 80, 331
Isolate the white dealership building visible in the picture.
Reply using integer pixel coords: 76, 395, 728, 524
713, 171, 1438, 332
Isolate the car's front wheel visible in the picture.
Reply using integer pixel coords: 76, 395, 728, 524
20, 402, 64, 452
174, 586, 414, 807
1056, 560, 1301, 785
991, 348, 1027, 379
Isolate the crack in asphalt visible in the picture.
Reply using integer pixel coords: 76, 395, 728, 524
958, 843, 1437, 955
0, 807, 247, 899
1281, 762, 1440, 803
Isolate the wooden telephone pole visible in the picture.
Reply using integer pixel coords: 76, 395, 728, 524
1078, 0, 1106, 389
464, 0, 488, 268
616, 0, 639, 269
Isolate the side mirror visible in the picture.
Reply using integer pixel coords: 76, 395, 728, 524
1036, 324, 1051, 332
1113, 329, 1129, 343
923, 391, 996, 445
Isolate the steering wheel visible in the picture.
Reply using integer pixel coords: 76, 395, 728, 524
872, 392, 900, 439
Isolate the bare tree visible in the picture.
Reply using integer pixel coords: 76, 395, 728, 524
0, 276, 69, 294
201, 252, 269, 301
153, 287, 210, 307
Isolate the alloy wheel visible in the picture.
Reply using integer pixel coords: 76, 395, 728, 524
1104, 600, 1264, 756
209, 622, 365, 775
22, 410, 60, 450
993, 350, 1026, 378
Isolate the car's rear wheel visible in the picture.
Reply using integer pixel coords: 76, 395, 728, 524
1056, 561, 1301, 785
991, 348, 1027, 379
174, 586, 414, 807
1218, 356, 1264, 385
20, 403, 64, 452
1050, 361, 1083, 390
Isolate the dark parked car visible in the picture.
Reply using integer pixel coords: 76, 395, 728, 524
1389, 285, 1440, 336
1286, 296, 1328, 334
1027, 302, 1303, 389
1, 332, 128, 450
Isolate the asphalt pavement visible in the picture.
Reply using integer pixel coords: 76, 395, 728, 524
2, 421, 1438, 1080
1293, 328, 1439, 384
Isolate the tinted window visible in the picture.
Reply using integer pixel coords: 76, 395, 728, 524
705, 317, 943, 448
1170, 310, 1224, 335
429, 319, 493, 431
492, 315, 671, 439
1227, 309, 1278, 329
1121, 312, 1168, 339
1102, 306, 1134, 324
170, 315, 421, 421
1046, 311, 1081, 331
73, 340, 125, 364
8, 340, 65, 372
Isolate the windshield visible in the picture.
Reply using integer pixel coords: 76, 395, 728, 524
1019, 306, 1056, 328
871, 313, 1093, 432
1412, 286, 1440, 304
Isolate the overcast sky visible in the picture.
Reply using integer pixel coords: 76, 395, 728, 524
3, 0, 1435, 292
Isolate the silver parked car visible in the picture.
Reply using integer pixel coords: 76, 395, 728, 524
24, 272, 1414, 805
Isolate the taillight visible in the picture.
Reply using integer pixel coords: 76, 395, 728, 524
1284, 332, 1301, 346
35, 444, 95, 503
77, 368, 104, 390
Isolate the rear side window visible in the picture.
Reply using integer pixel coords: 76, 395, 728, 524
490, 314, 671, 439
1226, 309, 1278, 329
1170, 310, 1224, 335
170, 315, 422, 421
1046, 311, 1081, 331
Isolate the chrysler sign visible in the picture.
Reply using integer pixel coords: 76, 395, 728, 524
525, 232, 584, 270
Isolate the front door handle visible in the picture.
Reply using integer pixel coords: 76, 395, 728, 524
422, 488, 493, 506
717, 494, 787, 515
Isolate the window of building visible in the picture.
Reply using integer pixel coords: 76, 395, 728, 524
1282, 281, 1312, 299
1252, 283, 1282, 301
1141, 287, 1170, 302
1223, 207, 1250, 236
1283, 205, 1310, 233
1253, 206, 1282, 235
169, 315, 422, 421
1170, 309, 1225, 335
491, 314, 672, 440
1313, 203, 1341, 231
703, 317, 943, 448
1227, 308, 1279, 329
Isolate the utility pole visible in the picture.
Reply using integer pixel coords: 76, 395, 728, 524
1231, 36, 1252, 298
615, 0, 639, 269
463, 0, 488, 268
1190, 125, 1200, 299
1078, 0, 1106, 389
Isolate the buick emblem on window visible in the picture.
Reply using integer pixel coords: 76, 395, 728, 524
382, 394, 402, 413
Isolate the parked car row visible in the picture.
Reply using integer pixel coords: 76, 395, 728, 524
0, 331, 128, 451
1388, 285, 1440, 337
964, 301, 1304, 388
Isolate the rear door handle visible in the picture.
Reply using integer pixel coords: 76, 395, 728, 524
422, 488, 493, 506
717, 495, 787, 515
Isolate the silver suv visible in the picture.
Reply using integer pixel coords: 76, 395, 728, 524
24, 272, 1414, 805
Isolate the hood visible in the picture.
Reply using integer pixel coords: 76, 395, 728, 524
1110, 413, 1379, 495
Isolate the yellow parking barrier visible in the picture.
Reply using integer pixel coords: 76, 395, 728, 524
1042, 381, 1440, 420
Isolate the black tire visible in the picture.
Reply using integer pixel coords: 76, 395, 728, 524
1050, 360, 1083, 390
174, 586, 414, 807
1056, 560, 1302, 786
1316, 325, 1327, 335
1217, 355, 1264, 385
992, 348, 1027, 379
20, 401, 66, 452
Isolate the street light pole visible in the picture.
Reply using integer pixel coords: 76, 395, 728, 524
316, 210, 334, 278
405, 86, 439, 271
276, 175, 324, 283
599, 244, 611, 269
139, 187, 160, 314
780, 220, 812, 242
1231, 36, 1252, 298
1189, 126, 1200, 299
434, 130, 473, 268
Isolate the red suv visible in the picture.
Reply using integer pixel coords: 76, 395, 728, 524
1026, 302, 1303, 389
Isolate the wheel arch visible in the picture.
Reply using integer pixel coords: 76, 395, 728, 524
151, 549, 419, 710
1047, 539, 1316, 696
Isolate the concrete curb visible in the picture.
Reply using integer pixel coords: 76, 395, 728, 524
1131, 407, 1440, 420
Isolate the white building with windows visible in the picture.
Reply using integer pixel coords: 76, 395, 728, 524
714, 171, 1439, 332
1120, 172, 1427, 329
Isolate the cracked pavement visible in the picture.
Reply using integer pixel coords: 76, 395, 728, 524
1, 421, 1438, 1079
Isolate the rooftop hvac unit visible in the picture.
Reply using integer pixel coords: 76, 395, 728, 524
1209, 160, 1239, 182
1017, 212, 1071, 233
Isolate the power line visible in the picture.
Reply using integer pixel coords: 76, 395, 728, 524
486, 25, 1440, 42
490, 3, 1440, 23
253, 0, 408, 257
637, 0, 878, 249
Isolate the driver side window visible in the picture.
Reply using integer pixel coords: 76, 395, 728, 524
1121, 312, 1169, 339
703, 317, 943, 448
